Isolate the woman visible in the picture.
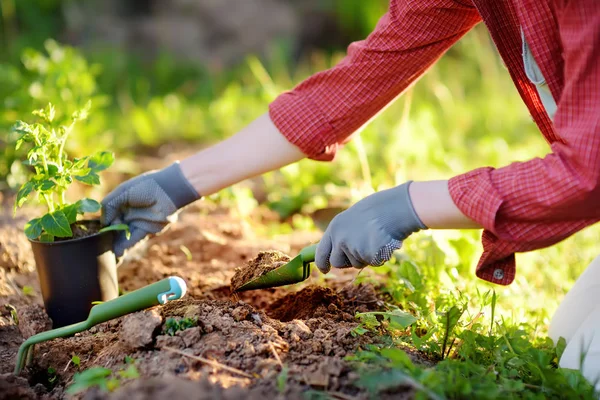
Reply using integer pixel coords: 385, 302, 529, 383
101, 0, 600, 387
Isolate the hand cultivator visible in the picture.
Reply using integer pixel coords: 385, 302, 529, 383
14, 276, 187, 374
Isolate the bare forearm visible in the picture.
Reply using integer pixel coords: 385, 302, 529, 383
179, 113, 305, 196
409, 180, 481, 229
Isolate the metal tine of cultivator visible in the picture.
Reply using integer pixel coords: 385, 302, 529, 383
14, 277, 188, 374
235, 244, 317, 291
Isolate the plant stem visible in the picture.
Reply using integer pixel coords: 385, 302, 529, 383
33, 136, 50, 176
43, 194, 55, 212
58, 123, 74, 169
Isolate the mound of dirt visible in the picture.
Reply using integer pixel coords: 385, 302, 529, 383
230, 250, 291, 292
266, 286, 343, 322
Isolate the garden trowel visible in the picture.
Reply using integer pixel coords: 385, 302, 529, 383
14, 276, 187, 374
235, 243, 318, 291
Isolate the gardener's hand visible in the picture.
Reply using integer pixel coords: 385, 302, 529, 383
101, 162, 200, 257
315, 181, 427, 273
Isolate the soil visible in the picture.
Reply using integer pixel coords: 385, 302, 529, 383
230, 250, 291, 292
266, 286, 343, 322
56, 220, 102, 242
0, 194, 431, 400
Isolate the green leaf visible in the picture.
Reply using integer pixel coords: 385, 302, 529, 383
75, 172, 100, 185
66, 366, 112, 394
380, 348, 416, 370
11, 120, 34, 135
15, 181, 35, 212
33, 103, 56, 123
88, 151, 114, 173
47, 163, 59, 177
24, 218, 43, 240
72, 100, 91, 122
276, 365, 288, 394
22, 286, 35, 296
71, 355, 81, 367
99, 224, 130, 240
15, 137, 29, 150
77, 198, 101, 213
556, 336, 567, 361
72, 366, 112, 382
117, 365, 139, 379
40, 233, 54, 242
355, 312, 381, 331
41, 211, 72, 238
37, 180, 56, 191
61, 204, 78, 224
72, 157, 89, 169
386, 309, 418, 330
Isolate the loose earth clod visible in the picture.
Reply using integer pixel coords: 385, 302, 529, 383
230, 250, 291, 292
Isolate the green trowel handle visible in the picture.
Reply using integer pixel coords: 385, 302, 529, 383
299, 243, 317, 263
87, 276, 187, 325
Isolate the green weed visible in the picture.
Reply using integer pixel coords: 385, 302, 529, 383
21, 285, 34, 296
276, 365, 289, 394
71, 354, 80, 368
163, 317, 198, 336
66, 362, 140, 394
5, 304, 18, 324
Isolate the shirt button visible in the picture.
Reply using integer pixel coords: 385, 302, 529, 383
493, 268, 504, 280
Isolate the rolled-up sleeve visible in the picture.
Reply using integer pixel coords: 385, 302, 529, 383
448, 0, 600, 285
269, 0, 482, 161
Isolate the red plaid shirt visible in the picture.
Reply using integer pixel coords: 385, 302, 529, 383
269, 0, 600, 285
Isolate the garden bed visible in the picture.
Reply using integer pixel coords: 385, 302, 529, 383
0, 199, 430, 400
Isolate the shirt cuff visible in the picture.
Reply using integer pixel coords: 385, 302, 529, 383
448, 167, 504, 234
269, 92, 340, 161
448, 167, 516, 285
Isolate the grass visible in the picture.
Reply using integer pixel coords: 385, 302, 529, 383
2, 9, 600, 398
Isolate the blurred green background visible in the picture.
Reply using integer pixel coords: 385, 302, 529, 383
2, 1, 600, 385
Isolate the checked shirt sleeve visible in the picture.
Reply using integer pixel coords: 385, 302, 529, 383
448, 0, 600, 285
269, 0, 481, 161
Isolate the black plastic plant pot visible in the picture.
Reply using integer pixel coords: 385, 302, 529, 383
28, 221, 119, 328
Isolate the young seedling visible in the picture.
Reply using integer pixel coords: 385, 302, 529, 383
163, 317, 198, 336
21, 285, 34, 296
66, 362, 139, 395
11, 102, 128, 242
71, 354, 81, 367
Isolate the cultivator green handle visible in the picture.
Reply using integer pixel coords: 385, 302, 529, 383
14, 276, 187, 374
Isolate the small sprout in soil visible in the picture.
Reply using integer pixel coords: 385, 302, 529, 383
180, 244, 192, 261
71, 354, 81, 367
11, 101, 128, 242
22, 285, 35, 296
351, 325, 369, 337
124, 355, 134, 364
164, 317, 198, 336
276, 365, 289, 394
67, 363, 140, 394
354, 309, 417, 334
230, 250, 291, 292
5, 304, 18, 325
47, 367, 57, 384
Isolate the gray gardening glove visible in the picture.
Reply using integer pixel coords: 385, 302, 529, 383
101, 162, 200, 257
315, 181, 427, 273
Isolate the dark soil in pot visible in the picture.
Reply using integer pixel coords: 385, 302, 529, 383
56, 219, 103, 241
29, 220, 118, 328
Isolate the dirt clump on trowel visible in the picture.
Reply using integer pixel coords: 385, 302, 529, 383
230, 250, 291, 292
